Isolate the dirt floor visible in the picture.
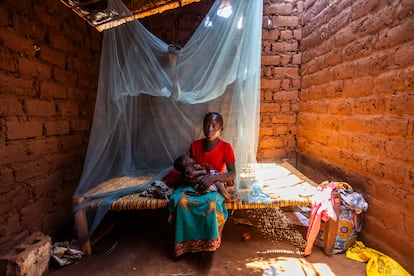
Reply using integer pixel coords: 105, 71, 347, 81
48, 207, 367, 276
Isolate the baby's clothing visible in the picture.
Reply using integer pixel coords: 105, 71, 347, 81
194, 169, 221, 193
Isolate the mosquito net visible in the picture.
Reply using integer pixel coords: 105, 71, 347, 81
74, 0, 263, 239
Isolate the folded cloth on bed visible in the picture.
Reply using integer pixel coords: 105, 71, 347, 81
141, 180, 174, 199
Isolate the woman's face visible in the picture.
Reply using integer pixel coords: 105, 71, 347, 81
203, 115, 222, 141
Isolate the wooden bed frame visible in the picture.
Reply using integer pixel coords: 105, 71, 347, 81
73, 160, 340, 255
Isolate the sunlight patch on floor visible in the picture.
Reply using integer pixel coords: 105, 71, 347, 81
245, 256, 335, 276
255, 248, 302, 255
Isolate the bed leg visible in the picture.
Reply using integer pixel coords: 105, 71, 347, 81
323, 191, 341, 256
73, 197, 92, 255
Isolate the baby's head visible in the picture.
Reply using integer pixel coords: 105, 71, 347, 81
174, 155, 195, 172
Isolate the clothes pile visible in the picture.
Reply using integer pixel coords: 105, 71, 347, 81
304, 181, 368, 256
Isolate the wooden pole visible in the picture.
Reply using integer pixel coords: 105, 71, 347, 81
73, 196, 92, 255
323, 191, 341, 256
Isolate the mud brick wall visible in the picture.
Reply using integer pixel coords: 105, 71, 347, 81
259, 1, 302, 161
1, 0, 412, 272
297, 0, 414, 271
0, 0, 101, 254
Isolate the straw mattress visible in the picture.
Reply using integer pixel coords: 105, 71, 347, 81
86, 160, 318, 211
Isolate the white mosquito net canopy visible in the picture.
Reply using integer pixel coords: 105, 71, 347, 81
74, 0, 263, 239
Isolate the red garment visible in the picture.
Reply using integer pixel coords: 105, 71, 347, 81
190, 139, 235, 173
162, 168, 181, 188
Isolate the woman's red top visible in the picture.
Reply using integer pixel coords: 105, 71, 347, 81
190, 139, 235, 174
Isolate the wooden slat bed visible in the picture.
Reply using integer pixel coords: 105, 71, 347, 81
74, 160, 320, 254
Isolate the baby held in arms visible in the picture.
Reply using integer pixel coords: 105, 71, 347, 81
174, 155, 237, 202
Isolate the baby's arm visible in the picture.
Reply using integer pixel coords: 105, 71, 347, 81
214, 181, 237, 202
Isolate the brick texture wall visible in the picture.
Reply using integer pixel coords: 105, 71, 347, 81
0, 0, 101, 254
259, 1, 303, 161
1, 0, 412, 272
297, 0, 414, 271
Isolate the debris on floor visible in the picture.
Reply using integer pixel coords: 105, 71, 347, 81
51, 241, 84, 267
232, 217, 254, 226
232, 208, 307, 254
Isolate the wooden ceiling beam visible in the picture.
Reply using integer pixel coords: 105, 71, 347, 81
131, 0, 201, 19
71, 0, 106, 9
96, 0, 201, 31
60, 0, 202, 32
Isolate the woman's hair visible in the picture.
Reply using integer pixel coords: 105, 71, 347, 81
204, 112, 223, 127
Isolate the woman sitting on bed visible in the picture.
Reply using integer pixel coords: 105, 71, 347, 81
173, 154, 237, 202
168, 112, 236, 258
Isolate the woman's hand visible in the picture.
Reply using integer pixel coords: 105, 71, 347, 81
198, 175, 214, 191
198, 162, 236, 191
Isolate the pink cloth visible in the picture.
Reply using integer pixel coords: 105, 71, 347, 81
303, 182, 337, 256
